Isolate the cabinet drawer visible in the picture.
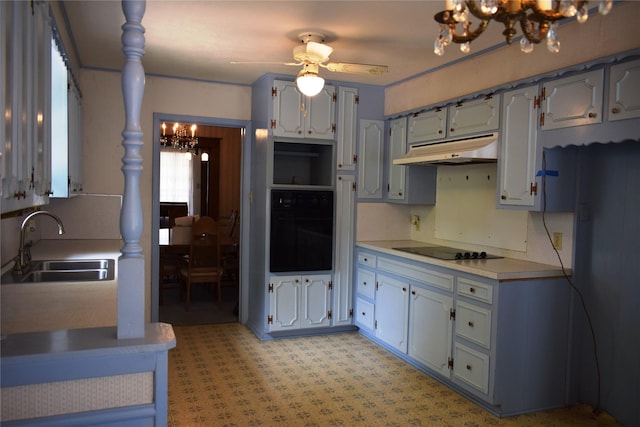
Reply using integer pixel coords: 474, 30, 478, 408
458, 277, 493, 304
355, 298, 375, 332
455, 301, 491, 349
377, 257, 454, 291
358, 252, 377, 268
453, 342, 489, 394
356, 268, 376, 300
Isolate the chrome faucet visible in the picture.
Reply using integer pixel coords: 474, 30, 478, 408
13, 210, 65, 275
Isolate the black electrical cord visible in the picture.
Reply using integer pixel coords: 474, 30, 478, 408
540, 151, 601, 415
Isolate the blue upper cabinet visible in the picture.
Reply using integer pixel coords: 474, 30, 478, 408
407, 94, 500, 145
536, 57, 640, 148
271, 80, 336, 140
387, 117, 437, 205
608, 58, 640, 122
407, 107, 447, 144
447, 94, 500, 138
540, 69, 604, 131
336, 86, 359, 171
1, 1, 54, 213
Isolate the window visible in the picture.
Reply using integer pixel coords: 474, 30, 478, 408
50, 37, 68, 197
160, 150, 194, 214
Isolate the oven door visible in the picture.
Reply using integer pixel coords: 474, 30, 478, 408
270, 190, 334, 273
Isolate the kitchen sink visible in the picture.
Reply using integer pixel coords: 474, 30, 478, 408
20, 269, 112, 283
1, 259, 115, 284
31, 259, 113, 272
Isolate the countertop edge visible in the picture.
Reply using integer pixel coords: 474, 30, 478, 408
1, 323, 176, 360
357, 240, 571, 281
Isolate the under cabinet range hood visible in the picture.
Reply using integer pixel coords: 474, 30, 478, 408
393, 132, 499, 166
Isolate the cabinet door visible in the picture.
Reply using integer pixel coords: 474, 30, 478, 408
31, 3, 52, 201
305, 84, 335, 140
387, 117, 407, 201
1, 1, 13, 202
453, 342, 489, 395
301, 274, 331, 328
375, 274, 409, 353
333, 174, 355, 326
336, 87, 358, 170
499, 86, 538, 207
408, 286, 453, 378
1, 2, 50, 213
67, 81, 83, 195
608, 59, 640, 122
2, 3, 29, 208
407, 108, 446, 144
541, 69, 603, 130
268, 275, 300, 331
272, 81, 304, 138
357, 119, 384, 199
448, 95, 499, 137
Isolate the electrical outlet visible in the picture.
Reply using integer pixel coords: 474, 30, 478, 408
552, 232, 562, 250
411, 215, 420, 231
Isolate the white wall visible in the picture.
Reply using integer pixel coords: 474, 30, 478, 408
40, 70, 251, 320
356, 165, 574, 267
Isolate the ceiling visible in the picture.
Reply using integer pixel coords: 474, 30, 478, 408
62, 0, 513, 88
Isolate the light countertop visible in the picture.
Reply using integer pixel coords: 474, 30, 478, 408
357, 240, 571, 281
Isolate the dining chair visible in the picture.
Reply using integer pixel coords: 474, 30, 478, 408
221, 209, 240, 284
179, 216, 223, 310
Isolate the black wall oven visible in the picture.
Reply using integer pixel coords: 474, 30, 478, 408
270, 190, 334, 273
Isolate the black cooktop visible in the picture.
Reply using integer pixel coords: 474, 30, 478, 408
392, 245, 503, 260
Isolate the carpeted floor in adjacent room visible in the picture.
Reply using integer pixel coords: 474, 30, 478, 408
167, 323, 621, 426
159, 280, 238, 326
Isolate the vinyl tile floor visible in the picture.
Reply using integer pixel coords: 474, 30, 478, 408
167, 323, 622, 427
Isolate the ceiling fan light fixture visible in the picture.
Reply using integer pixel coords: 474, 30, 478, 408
296, 68, 325, 97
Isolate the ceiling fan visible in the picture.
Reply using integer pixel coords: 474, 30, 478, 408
232, 32, 389, 96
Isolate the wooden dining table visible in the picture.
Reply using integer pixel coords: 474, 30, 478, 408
159, 228, 236, 249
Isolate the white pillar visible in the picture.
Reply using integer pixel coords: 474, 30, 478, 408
118, 0, 146, 339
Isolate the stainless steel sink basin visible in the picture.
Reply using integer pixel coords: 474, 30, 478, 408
20, 269, 113, 283
1, 259, 115, 284
31, 259, 113, 272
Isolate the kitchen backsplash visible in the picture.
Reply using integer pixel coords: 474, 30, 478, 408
356, 164, 574, 267
1, 194, 122, 267
356, 203, 412, 241
39, 195, 122, 240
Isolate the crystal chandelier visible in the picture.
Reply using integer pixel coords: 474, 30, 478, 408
160, 122, 198, 150
434, 0, 613, 56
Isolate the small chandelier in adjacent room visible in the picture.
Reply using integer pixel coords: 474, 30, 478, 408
160, 122, 198, 151
433, 0, 613, 56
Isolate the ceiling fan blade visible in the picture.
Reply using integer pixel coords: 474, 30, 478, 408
324, 62, 389, 75
230, 61, 300, 66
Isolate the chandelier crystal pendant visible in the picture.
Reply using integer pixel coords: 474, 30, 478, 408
433, 0, 613, 56
160, 122, 199, 151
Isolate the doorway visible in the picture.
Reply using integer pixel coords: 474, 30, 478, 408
151, 113, 251, 325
